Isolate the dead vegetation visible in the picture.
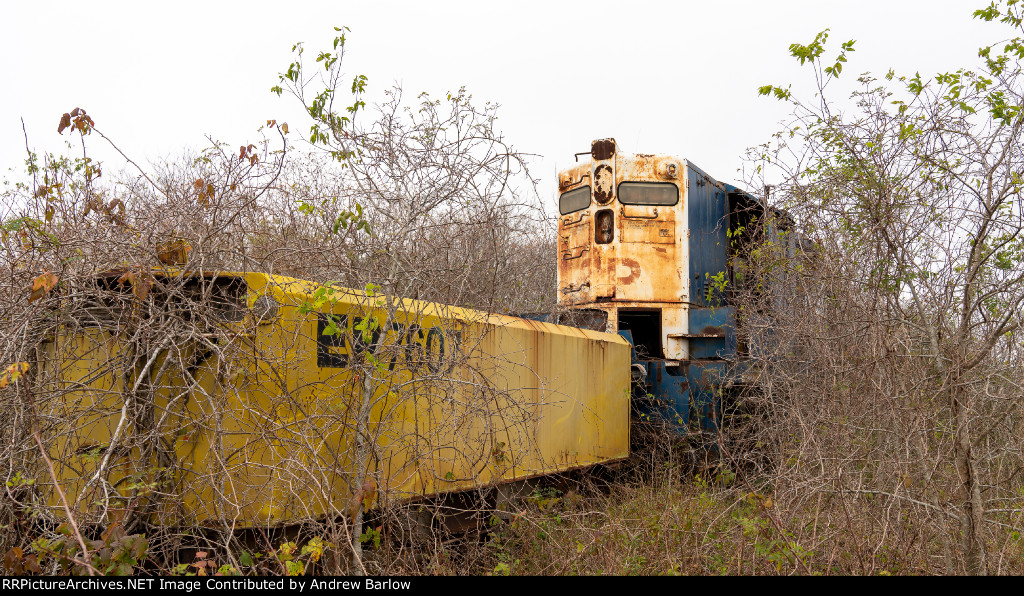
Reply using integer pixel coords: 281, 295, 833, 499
0, 40, 556, 574
4, 6, 1024, 576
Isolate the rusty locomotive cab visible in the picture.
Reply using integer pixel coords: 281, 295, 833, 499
555, 139, 805, 439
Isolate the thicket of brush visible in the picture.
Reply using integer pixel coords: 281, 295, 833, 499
3, 3, 1024, 575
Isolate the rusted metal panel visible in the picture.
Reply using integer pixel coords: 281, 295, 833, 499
556, 141, 688, 315
591, 138, 616, 161
40, 272, 630, 527
559, 209, 594, 303
561, 212, 592, 254
592, 242, 616, 299
620, 211, 675, 244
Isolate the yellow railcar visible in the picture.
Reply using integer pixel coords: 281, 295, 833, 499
38, 271, 629, 527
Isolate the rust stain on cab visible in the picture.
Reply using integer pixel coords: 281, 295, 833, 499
593, 164, 614, 204
557, 141, 687, 307
619, 258, 641, 285
591, 139, 616, 161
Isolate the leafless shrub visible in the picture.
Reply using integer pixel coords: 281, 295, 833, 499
0, 35, 556, 574
729, 9, 1024, 574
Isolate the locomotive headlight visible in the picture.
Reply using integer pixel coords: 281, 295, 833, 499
595, 210, 614, 244
631, 363, 647, 384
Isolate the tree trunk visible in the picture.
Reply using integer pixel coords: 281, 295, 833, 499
350, 368, 374, 575
952, 383, 987, 575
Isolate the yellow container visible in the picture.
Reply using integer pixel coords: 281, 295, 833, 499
38, 272, 629, 527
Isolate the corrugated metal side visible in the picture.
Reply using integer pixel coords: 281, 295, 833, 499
687, 162, 729, 308
686, 162, 738, 365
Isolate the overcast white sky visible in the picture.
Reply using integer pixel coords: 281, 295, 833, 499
0, 1, 1003, 204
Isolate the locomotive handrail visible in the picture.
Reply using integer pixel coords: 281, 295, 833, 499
618, 206, 659, 220
561, 247, 590, 260
559, 170, 591, 188
561, 281, 591, 294
561, 211, 590, 227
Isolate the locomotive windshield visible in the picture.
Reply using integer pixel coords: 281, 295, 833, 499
559, 185, 591, 215
618, 181, 678, 206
